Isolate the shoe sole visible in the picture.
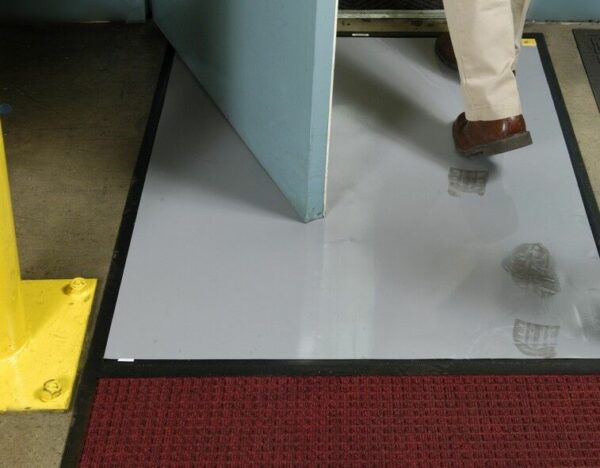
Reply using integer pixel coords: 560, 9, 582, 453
458, 131, 533, 158
434, 40, 459, 71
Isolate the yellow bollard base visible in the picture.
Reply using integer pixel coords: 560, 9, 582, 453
0, 278, 97, 411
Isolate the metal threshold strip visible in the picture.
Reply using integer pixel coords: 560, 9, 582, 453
338, 9, 446, 19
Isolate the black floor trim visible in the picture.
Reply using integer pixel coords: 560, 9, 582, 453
61, 46, 174, 468
62, 33, 600, 467
102, 359, 600, 378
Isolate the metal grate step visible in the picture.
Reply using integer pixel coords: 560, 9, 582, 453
339, 0, 443, 10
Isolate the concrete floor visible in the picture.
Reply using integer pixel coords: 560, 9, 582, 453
0, 24, 165, 468
0, 20, 599, 468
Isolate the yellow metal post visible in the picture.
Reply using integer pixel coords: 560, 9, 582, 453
0, 124, 27, 359
0, 121, 97, 411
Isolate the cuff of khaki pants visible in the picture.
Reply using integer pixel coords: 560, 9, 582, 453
465, 102, 523, 121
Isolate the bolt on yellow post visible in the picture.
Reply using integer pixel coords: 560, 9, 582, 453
0, 121, 97, 411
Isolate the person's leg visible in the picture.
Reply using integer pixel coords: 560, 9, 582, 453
436, 0, 531, 73
442, 0, 521, 122
441, 0, 532, 157
511, 0, 532, 71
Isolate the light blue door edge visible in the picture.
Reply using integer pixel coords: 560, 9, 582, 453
151, 0, 339, 223
307, 0, 339, 221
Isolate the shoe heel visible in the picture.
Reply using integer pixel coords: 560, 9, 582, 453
465, 131, 533, 158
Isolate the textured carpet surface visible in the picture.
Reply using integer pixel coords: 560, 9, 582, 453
80, 376, 600, 466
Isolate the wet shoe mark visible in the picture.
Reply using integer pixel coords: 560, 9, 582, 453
448, 168, 489, 197
513, 319, 560, 358
503, 243, 560, 297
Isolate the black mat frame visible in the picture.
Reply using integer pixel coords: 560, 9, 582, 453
61, 32, 600, 467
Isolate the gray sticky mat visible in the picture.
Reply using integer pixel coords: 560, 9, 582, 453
105, 38, 600, 360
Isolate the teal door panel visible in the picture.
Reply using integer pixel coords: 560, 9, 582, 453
0, 0, 147, 22
151, 0, 338, 222
528, 0, 600, 21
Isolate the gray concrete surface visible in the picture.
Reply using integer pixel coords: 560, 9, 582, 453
0, 24, 165, 468
0, 19, 598, 468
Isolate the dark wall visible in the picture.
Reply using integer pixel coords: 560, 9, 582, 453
0, 0, 147, 23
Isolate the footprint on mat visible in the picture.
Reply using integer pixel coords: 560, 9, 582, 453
503, 243, 561, 297
513, 319, 560, 358
448, 167, 489, 197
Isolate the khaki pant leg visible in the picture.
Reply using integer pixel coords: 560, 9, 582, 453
443, 0, 523, 121
512, 0, 532, 70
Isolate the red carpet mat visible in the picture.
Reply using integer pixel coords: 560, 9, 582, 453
80, 376, 600, 466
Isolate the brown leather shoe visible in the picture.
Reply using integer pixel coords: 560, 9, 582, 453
453, 113, 533, 157
435, 33, 458, 71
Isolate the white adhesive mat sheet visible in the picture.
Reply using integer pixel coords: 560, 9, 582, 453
105, 38, 600, 360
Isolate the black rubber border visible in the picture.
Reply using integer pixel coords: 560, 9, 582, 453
61, 46, 174, 468
62, 33, 600, 466
101, 358, 600, 378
